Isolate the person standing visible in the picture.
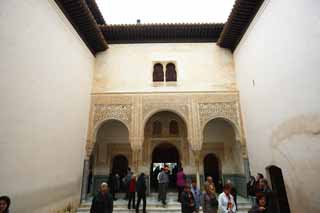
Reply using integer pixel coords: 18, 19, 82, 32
226, 180, 237, 211
247, 176, 257, 206
108, 173, 117, 200
190, 179, 202, 213
180, 184, 196, 213
259, 179, 275, 212
255, 173, 264, 194
204, 176, 215, 194
90, 182, 113, 213
136, 173, 147, 213
124, 168, 133, 199
0, 196, 10, 213
158, 165, 170, 205
218, 183, 236, 213
176, 167, 186, 202
249, 193, 269, 213
128, 175, 136, 210
202, 183, 218, 213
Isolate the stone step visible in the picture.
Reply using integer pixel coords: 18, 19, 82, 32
78, 194, 252, 213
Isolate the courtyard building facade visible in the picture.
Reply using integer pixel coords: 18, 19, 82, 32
0, 0, 319, 212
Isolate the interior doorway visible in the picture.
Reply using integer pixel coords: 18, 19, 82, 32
112, 155, 128, 177
150, 143, 180, 192
268, 166, 291, 213
203, 153, 221, 192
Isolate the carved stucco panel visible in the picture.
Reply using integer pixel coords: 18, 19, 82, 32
199, 102, 240, 134
93, 104, 132, 129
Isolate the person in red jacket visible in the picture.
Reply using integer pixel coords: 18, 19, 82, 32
128, 175, 136, 209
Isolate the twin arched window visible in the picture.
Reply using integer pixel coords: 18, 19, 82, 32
169, 120, 179, 135
152, 121, 162, 135
153, 63, 164, 82
153, 62, 177, 82
152, 120, 179, 136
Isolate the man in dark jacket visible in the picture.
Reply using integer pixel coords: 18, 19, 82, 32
90, 182, 113, 213
136, 173, 147, 213
181, 184, 196, 213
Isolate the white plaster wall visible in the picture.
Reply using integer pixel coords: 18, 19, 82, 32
0, 0, 94, 212
94, 43, 236, 93
234, 0, 320, 212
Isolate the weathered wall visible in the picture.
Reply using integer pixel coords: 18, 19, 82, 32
233, 0, 320, 212
94, 43, 236, 93
0, 0, 94, 212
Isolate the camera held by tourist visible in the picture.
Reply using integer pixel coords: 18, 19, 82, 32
136, 173, 147, 213
90, 183, 113, 213
128, 175, 136, 210
180, 184, 196, 213
0, 196, 10, 213
218, 183, 236, 213
202, 182, 218, 213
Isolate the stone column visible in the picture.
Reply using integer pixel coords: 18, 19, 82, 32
81, 159, 90, 202
193, 150, 201, 190
130, 137, 143, 174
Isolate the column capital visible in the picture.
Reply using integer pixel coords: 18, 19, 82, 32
129, 137, 144, 151
188, 137, 202, 151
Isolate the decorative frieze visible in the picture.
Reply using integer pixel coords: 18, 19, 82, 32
199, 102, 239, 130
93, 104, 132, 128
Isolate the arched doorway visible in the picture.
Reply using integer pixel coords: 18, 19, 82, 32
112, 154, 128, 177
268, 166, 291, 213
89, 119, 131, 196
202, 117, 245, 194
144, 111, 187, 192
150, 143, 180, 191
203, 153, 220, 191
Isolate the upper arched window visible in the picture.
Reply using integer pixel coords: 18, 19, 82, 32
152, 121, 162, 136
165, 63, 177, 82
169, 120, 179, 135
153, 63, 164, 82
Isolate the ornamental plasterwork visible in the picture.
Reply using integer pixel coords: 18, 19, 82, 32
199, 102, 239, 130
93, 104, 132, 128
142, 102, 189, 122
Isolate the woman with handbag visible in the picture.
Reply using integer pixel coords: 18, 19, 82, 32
202, 183, 218, 213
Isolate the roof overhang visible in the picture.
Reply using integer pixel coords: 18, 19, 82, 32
54, 0, 265, 54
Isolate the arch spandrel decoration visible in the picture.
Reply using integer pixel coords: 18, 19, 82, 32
87, 104, 133, 157
93, 104, 132, 128
199, 102, 241, 141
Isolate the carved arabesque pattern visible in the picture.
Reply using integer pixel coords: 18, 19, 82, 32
199, 102, 239, 132
93, 104, 132, 129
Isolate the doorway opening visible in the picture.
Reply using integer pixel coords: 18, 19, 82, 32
268, 166, 291, 213
150, 143, 180, 192
203, 153, 221, 192
112, 154, 128, 177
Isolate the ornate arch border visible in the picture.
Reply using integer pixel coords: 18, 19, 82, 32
141, 105, 190, 140
198, 102, 243, 144
86, 104, 133, 157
